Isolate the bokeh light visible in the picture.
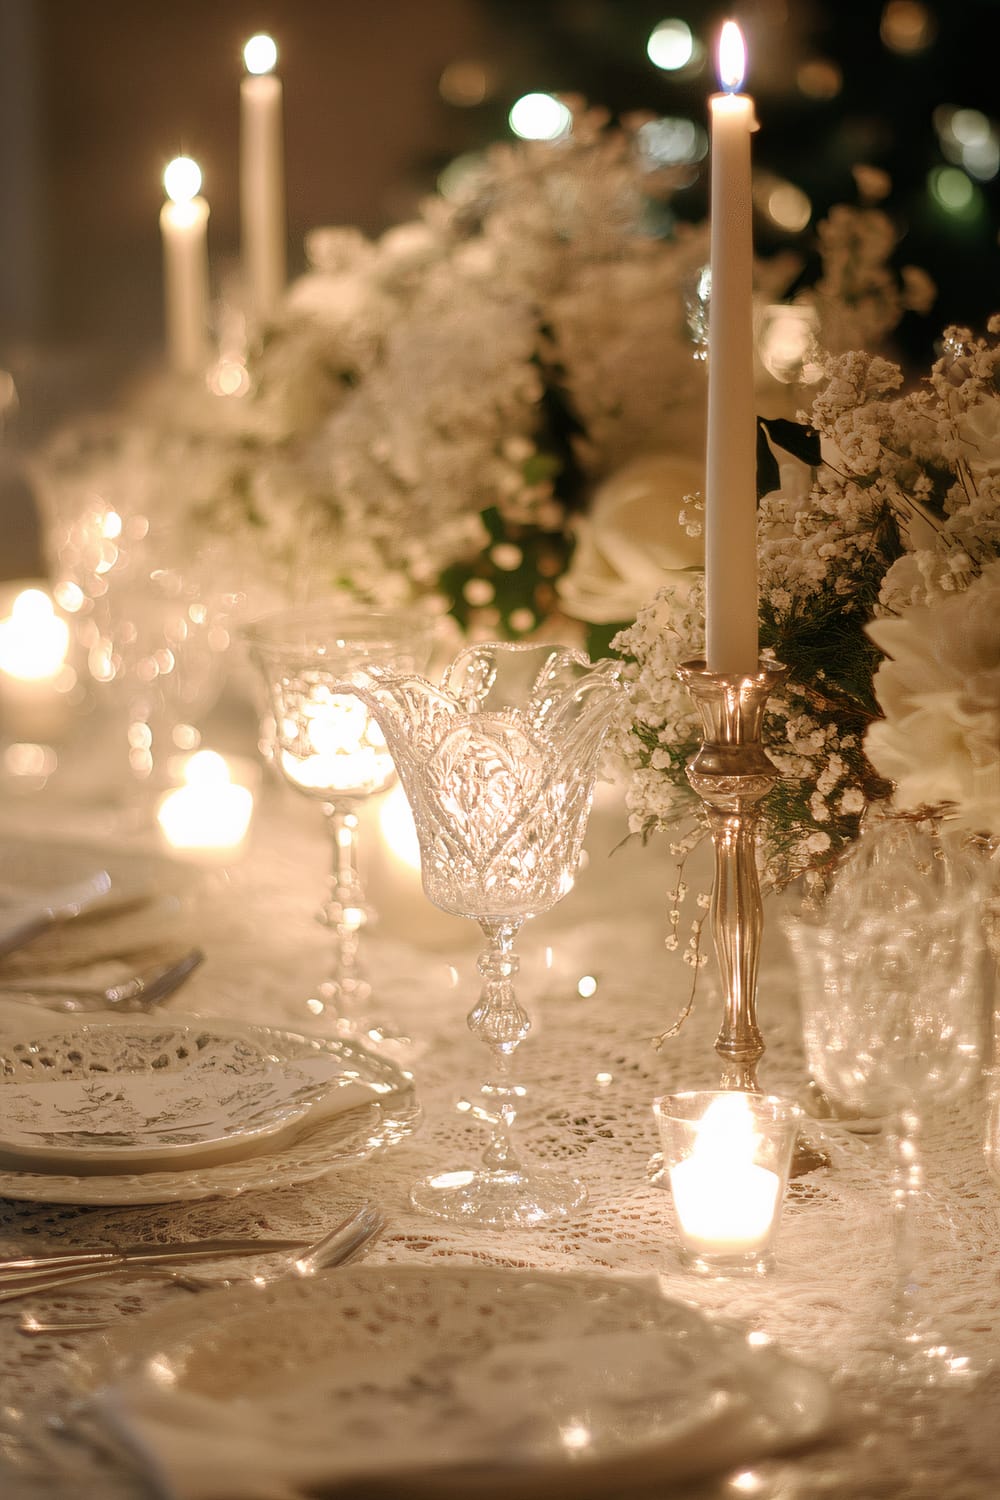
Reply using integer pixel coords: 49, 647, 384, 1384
646, 19, 694, 72
797, 58, 843, 101
935, 106, 1000, 182
765, 181, 812, 233
929, 165, 979, 216
439, 59, 492, 107
880, 1, 936, 54
508, 93, 572, 141
637, 116, 707, 169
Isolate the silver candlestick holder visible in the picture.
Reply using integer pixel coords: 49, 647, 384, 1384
676, 656, 828, 1173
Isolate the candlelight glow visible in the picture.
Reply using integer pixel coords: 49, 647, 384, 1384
156, 750, 254, 853
717, 21, 746, 93
243, 33, 278, 76
280, 692, 395, 797
0, 590, 70, 682
163, 156, 202, 206
378, 782, 422, 872
669, 1094, 781, 1256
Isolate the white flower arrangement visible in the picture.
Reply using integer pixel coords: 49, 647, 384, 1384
611, 315, 1000, 931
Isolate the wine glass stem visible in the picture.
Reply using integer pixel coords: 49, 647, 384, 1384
470, 920, 530, 1174
318, 802, 372, 1012
891, 1101, 927, 1342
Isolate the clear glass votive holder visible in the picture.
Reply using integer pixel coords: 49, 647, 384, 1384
653, 1090, 802, 1278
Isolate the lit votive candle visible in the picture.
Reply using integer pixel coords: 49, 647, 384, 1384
654, 1090, 801, 1276
156, 750, 255, 859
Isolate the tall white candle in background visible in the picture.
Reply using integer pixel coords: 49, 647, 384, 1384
705, 21, 758, 676
241, 33, 286, 322
160, 156, 211, 376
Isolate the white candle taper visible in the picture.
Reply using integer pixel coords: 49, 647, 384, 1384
240, 33, 287, 323
705, 21, 758, 676
160, 156, 211, 376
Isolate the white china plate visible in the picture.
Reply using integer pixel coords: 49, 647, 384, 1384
0, 1020, 386, 1172
0, 1018, 418, 1204
77, 1266, 833, 1500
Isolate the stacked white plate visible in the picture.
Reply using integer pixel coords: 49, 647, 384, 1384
0, 1016, 419, 1204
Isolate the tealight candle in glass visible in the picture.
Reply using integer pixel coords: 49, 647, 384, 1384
653, 1090, 801, 1277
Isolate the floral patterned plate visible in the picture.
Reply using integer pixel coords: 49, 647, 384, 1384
0, 1017, 418, 1203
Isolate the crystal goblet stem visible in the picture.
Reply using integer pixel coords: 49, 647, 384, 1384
409, 912, 587, 1227
316, 801, 373, 1015
469, 919, 530, 1173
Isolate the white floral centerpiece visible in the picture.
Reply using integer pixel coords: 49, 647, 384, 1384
42, 112, 932, 656
611, 314, 1000, 981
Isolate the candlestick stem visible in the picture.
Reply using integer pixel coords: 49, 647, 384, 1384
678, 658, 783, 1089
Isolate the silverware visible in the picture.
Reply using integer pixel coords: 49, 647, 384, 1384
0, 948, 204, 1012
15, 1203, 385, 1332
0, 1234, 311, 1286
0, 872, 113, 958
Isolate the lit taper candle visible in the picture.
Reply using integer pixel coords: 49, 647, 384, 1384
240, 33, 287, 322
160, 156, 211, 376
705, 20, 758, 675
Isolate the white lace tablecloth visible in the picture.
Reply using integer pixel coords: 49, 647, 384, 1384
1, 778, 999, 1499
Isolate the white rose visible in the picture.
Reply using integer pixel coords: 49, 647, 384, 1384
866, 558, 1000, 834
557, 454, 704, 625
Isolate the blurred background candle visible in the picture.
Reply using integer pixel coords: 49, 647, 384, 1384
156, 748, 255, 858
160, 155, 211, 375
0, 583, 75, 744
705, 20, 758, 676
241, 33, 286, 323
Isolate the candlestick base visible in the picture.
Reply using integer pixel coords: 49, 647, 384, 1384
677, 658, 829, 1177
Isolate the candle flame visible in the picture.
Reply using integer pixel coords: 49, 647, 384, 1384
694, 1091, 758, 1166
163, 156, 202, 206
717, 20, 746, 93
244, 33, 278, 75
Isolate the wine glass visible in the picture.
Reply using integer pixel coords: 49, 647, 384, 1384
788, 818, 990, 1385
342, 640, 622, 1228
243, 603, 436, 1036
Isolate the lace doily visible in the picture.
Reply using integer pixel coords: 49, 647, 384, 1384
1, 787, 999, 1499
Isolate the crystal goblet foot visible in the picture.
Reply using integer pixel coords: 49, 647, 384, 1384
243, 604, 435, 1037
344, 640, 622, 1228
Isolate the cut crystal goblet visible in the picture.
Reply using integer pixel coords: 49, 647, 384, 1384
243, 604, 435, 1036
345, 641, 622, 1228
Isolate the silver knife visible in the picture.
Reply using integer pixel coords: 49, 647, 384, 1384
0, 1236, 309, 1283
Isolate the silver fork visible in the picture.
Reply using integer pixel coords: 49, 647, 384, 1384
15, 1202, 385, 1335
0, 948, 205, 1011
